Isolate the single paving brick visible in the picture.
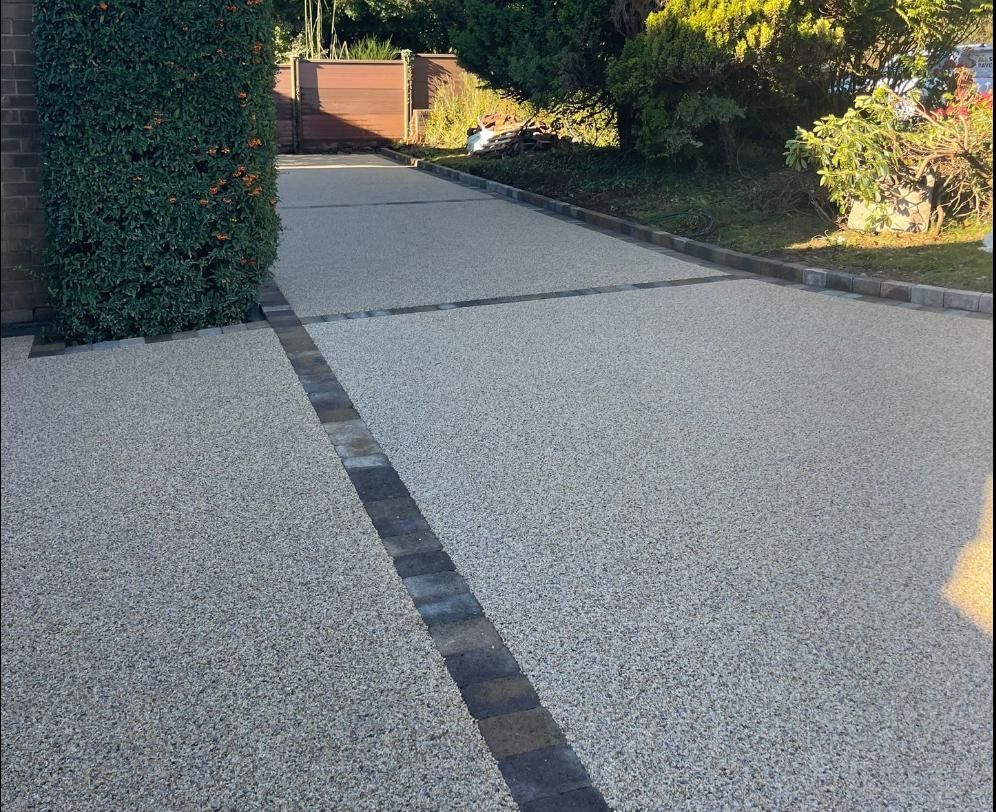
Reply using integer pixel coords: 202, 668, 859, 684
334, 436, 384, 457
429, 616, 503, 656
478, 707, 566, 759
365, 497, 429, 537
310, 389, 354, 418
416, 593, 484, 626
852, 276, 881, 297
943, 289, 981, 312
460, 676, 541, 720
445, 644, 520, 687
911, 284, 945, 308
289, 351, 329, 374
275, 331, 318, 355
381, 530, 443, 557
348, 466, 410, 501
318, 406, 361, 424
880, 280, 914, 302
393, 550, 455, 579
297, 372, 338, 395
519, 787, 610, 812
825, 270, 854, 292
498, 746, 593, 805
403, 571, 468, 604
324, 419, 373, 446
341, 452, 391, 470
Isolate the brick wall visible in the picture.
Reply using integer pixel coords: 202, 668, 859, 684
1, 0, 47, 325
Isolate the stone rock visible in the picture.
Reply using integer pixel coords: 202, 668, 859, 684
847, 180, 935, 233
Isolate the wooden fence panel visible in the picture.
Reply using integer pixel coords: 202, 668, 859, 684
411, 53, 465, 111
299, 60, 404, 149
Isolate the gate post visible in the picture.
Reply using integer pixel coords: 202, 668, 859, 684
401, 50, 414, 142
290, 56, 303, 153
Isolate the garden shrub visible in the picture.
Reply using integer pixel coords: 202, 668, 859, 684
605, 0, 842, 160
786, 69, 994, 230
34, 0, 280, 342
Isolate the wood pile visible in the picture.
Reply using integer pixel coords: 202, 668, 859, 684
469, 114, 557, 157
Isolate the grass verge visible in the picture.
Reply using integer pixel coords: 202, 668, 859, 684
399, 145, 993, 293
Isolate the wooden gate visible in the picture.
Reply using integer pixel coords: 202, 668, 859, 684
274, 59, 405, 152
273, 55, 467, 153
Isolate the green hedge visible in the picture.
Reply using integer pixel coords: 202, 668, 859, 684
34, 1, 280, 342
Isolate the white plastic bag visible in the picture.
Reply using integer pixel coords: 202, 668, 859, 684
466, 127, 495, 154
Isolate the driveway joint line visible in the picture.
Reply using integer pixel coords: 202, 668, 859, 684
261, 280, 609, 811
294, 273, 746, 324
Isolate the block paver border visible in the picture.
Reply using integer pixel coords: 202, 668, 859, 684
260, 280, 610, 812
378, 147, 993, 317
21, 318, 273, 359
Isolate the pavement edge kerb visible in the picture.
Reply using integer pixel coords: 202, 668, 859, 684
260, 281, 611, 812
377, 147, 994, 317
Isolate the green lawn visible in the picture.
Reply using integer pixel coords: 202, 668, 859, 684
400, 145, 993, 293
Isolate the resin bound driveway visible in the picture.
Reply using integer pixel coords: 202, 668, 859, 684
1, 153, 992, 810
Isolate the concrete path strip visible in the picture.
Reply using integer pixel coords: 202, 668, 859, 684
0, 330, 513, 810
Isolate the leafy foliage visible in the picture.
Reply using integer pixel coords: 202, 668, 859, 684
34, 0, 280, 343
451, 0, 990, 159
275, 0, 452, 52
450, 0, 632, 140
786, 70, 994, 228
606, 0, 842, 158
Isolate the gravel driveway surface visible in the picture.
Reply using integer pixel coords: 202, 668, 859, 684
1, 331, 512, 810
2, 153, 990, 811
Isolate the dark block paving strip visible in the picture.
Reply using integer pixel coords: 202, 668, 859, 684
261, 281, 609, 811
296, 272, 747, 325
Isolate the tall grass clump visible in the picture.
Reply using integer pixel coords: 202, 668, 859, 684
420, 73, 619, 149
421, 73, 534, 148
345, 36, 397, 60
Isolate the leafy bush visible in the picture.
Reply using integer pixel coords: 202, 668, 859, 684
34, 0, 280, 343
786, 70, 994, 229
606, 0, 843, 159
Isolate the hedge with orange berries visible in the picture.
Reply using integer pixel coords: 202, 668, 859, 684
34, 1, 280, 342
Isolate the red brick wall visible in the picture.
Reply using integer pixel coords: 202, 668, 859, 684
1, 0, 47, 325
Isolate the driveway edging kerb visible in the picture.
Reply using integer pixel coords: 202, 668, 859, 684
378, 147, 993, 316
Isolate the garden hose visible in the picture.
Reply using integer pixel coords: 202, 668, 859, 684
653, 209, 717, 239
